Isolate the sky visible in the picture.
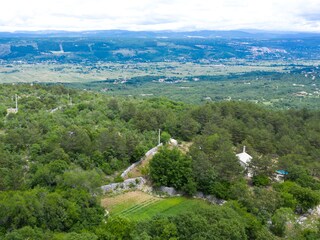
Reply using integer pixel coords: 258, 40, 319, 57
1, 0, 320, 32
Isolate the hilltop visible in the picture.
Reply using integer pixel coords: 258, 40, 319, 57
0, 84, 319, 239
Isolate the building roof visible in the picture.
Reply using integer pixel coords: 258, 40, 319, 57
236, 146, 252, 165
276, 170, 288, 175
6, 108, 18, 114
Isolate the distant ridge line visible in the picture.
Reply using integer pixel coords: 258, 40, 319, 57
1, 29, 320, 39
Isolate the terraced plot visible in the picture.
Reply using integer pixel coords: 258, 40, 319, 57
101, 191, 211, 220
115, 198, 161, 218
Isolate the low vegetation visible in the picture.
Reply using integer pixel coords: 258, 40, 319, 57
102, 191, 210, 221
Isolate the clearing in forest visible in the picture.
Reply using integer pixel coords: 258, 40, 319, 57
101, 190, 210, 221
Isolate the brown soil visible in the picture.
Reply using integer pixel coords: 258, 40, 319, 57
101, 190, 157, 209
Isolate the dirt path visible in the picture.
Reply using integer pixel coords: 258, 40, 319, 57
125, 152, 153, 178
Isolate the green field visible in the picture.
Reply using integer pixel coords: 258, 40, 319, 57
0, 61, 287, 83
1, 60, 319, 109
102, 191, 211, 221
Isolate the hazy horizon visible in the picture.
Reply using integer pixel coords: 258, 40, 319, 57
1, 0, 320, 33
2, 28, 320, 34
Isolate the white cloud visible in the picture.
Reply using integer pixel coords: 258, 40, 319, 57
0, 0, 320, 32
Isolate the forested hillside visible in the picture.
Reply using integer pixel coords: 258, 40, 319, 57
1, 35, 320, 62
0, 84, 319, 239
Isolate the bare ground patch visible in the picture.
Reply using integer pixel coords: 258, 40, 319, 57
101, 190, 159, 212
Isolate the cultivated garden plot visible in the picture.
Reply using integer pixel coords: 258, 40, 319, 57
101, 190, 210, 220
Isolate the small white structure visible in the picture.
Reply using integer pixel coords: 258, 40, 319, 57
274, 170, 288, 182
236, 146, 252, 168
6, 108, 18, 114
6, 94, 18, 115
169, 138, 178, 146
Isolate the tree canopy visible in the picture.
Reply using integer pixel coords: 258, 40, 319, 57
0, 84, 319, 239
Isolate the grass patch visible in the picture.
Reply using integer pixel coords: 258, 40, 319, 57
101, 191, 210, 221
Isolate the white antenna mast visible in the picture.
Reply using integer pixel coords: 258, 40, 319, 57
158, 129, 161, 145
15, 94, 18, 111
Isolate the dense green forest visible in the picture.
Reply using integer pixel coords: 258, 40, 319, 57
0, 84, 319, 239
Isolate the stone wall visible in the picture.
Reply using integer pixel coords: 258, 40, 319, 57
159, 186, 182, 196
101, 177, 146, 194
157, 186, 226, 205
120, 144, 162, 178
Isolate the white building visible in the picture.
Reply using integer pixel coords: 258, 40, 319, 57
6, 94, 18, 115
169, 138, 178, 146
236, 146, 252, 168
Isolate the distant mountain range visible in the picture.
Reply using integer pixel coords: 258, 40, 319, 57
1, 29, 320, 39
1, 29, 320, 62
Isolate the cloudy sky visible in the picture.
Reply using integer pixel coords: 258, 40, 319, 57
1, 0, 320, 32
